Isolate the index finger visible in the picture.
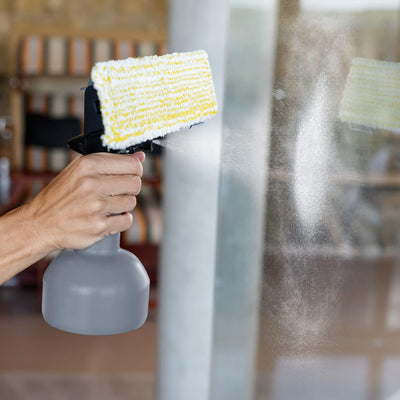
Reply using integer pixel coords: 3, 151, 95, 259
85, 153, 143, 177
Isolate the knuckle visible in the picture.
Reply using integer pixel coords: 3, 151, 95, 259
92, 217, 107, 236
109, 213, 132, 235
132, 176, 142, 194
80, 176, 95, 193
90, 199, 103, 214
133, 157, 143, 177
76, 155, 93, 171
128, 196, 137, 211
122, 213, 133, 230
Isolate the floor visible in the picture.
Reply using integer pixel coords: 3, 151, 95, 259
0, 287, 157, 399
3, 254, 400, 400
0, 373, 154, 400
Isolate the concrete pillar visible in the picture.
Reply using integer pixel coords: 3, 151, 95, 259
157, 1, 278, 400
156, 1, 228, 400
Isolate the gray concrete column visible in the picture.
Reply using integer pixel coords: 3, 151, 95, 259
156, 1, 229, 400
157, 1, 278, 400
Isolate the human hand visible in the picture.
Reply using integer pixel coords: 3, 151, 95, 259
23, 152, 145, 252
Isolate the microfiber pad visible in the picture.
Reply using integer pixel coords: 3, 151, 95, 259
91, 50, 218, 150
339, 57, 400, 133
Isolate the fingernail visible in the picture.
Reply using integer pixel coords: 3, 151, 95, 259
133, 151, 145, 163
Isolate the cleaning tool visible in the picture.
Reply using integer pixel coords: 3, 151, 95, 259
339, 57, 400, 132
42, 50, 217, 335
69, 50, 217, 153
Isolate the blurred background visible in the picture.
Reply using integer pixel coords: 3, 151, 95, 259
1, 0, 400, 399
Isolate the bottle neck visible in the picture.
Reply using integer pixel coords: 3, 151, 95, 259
77, 233, 121, 254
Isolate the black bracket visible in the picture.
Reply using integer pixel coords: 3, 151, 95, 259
67, 83, 155, 155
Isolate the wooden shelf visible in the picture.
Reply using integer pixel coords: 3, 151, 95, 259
21, 75, 89, 95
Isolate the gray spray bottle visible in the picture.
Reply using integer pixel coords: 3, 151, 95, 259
42, 84, 152, 335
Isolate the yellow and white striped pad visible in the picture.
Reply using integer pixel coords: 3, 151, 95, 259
339, 58, 400, 133
91, 50, 217, 150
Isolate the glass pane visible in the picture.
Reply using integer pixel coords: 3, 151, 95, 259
258, 1, 400, 399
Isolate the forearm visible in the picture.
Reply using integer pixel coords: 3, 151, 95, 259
0, 204, 53, 285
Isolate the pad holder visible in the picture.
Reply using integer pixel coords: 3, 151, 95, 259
68, 83, 155, 155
